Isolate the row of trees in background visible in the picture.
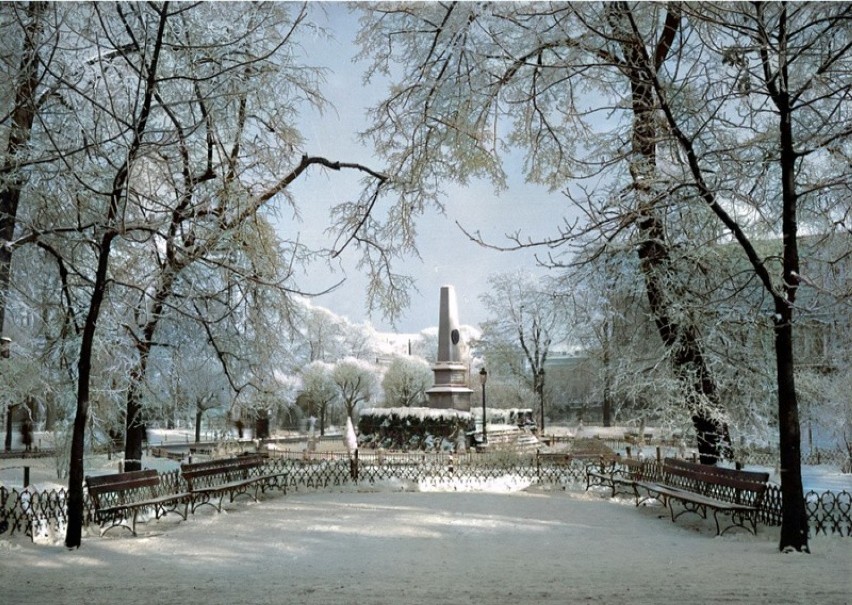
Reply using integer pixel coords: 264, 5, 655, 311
298, 354, 432, 436
479, 246, 849, 446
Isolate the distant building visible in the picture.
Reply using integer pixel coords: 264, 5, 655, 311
548, 231, 850, 430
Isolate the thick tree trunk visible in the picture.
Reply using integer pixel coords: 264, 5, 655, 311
3, 338, 15, 451
0, 2, 47, 334
775, 307, 808, 551
123, 337, 157, 472
195, 408, 203, 443
636, 222, 730, 464
123, 381, 146, 472
123, 264, 179, 471
631, 83, 731, 464
773, 31, 809, 550
4, 405, 14, 452
66, 236, 114, 548
618, 20, 730, 463
65, 392, 89, 548
601, 318, 613, 427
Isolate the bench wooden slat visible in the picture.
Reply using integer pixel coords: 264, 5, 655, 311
180, 454, 286, 513
664, 457, 769, 483
95, 492, 191, 515
182, 456, 261, 477
87, 469, 160, 493
86, 470, 189, 537
585, 455, 653, 498
661, 461, 768, 495
637, 458, 768, 535
587, 455, 769, 536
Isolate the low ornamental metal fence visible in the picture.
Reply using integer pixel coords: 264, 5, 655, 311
1, 451, 849, 541
587, 439, 850, 469
738, 448, 850, 468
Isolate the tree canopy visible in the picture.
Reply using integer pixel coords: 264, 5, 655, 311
355, 1, 851, 552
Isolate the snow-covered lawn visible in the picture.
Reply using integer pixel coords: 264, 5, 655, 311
1, 482, 849, 604
1, 436, 850, 604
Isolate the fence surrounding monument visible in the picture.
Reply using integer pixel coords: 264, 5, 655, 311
1, 450, 850, 541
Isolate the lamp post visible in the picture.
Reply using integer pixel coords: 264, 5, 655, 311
479, 367, 487, 447
2, 337, 11, 452
537, 368, 546, 437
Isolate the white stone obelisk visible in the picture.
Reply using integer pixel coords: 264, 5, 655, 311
426, 285, 473, 410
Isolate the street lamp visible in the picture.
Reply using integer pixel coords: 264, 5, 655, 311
479, 367, 487, 447
537, 368, 546, 437
2, 337, 11, 452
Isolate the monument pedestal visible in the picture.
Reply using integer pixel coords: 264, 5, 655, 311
426, 362, 472, 410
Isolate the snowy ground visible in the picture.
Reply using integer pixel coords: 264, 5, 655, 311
1, 477, 849, 603
1, 432, 850, 604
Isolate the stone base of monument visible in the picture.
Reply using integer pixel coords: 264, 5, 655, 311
424, 390, 474, 411
426, 363, 473, 411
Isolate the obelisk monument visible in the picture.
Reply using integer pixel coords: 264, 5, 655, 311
426, 285, 473, 411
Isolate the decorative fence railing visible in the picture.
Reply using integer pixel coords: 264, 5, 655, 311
736, 448, 850, 468
2, 450, 849, 541
584, 439, 850, 469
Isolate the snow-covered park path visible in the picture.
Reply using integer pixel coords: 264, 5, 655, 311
1, 486, 849, 604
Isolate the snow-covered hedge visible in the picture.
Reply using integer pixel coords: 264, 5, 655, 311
358, 407, 472, 451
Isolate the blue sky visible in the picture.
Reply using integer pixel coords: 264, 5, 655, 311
278, 4, 572, 333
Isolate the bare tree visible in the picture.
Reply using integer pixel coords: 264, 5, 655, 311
356, 2, 732, 462
289, 299, 377, 364
2, 2, 390, 548
333, 357, 379, 423
477, 271, 565, 428
146, 342, 230, 443
558, 249, 665, 427
611, 1, 851, 552
381, 355, 432, 407
300, 360, 338, 436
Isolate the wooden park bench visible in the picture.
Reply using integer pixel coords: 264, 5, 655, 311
537, 452, 573, 467
534, 452, 575, 483
86, 469, 190, 536
633, 457, 769, 535
585, 455, 655, 498
149, 446, 185, 461
181, 454, 287, 513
